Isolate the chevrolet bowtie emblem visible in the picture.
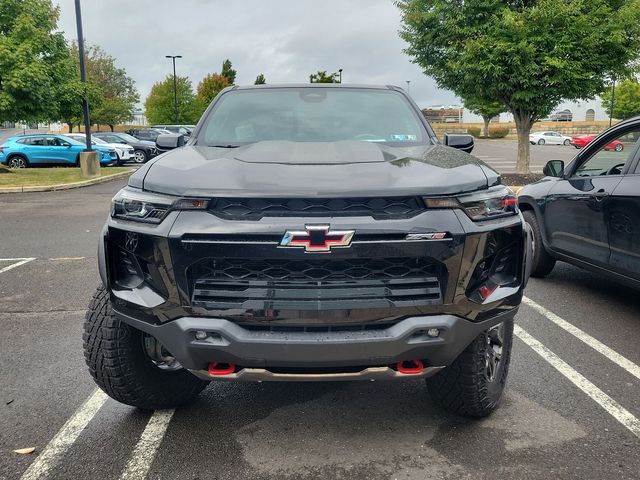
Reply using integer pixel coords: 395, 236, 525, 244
280, 225, 355, 253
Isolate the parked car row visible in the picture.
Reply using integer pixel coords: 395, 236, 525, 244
570, 134, 624, 151
0, 129, 165, 168
529, 131, 572, 145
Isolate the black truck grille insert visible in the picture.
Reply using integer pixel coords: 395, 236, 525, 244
209, 197, 426, 220
191, 257, 443, 311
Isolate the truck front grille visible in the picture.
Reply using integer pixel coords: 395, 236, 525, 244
190, 257, 444, 311
209, 197, 426, 220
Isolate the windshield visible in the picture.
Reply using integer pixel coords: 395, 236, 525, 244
91, 136, 107, 144
117, 133, 140, 143
197, 87, 428, 147
61, 136, 85, 146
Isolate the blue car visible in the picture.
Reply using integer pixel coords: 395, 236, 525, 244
0, 134, 118, 168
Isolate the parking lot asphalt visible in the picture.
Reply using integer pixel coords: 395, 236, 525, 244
1, 177, 639, 480
473, 139, 578, 173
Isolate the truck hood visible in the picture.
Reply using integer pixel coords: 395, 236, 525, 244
133, 140, 499, 197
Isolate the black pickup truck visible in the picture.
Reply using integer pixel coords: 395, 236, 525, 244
84, 84, 531, 418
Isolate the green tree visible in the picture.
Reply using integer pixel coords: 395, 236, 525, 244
0, 0, 74, 123
601, 79, 640, 121
463, 97, 506, 138
66, 43, 138, 131
221, 59, 236, 84
254, 74, 266, 85
397, 0, 640, 172
309, 71, 339, 83
144, 75, 199, 124
196, 73, 230, 108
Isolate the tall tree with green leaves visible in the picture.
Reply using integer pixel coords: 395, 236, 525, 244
309, 71, 339, 83
67, 43, 139, 131
601, 79, 640, 121
397, 0, 640, 172
0, 0, 74, 124
463, 97, 506, 138
221, 59, 236, 84
144, 75, 199, 124
254, 74, 266, 85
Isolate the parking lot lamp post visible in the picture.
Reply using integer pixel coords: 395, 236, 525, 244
74, 0, 92, 151
609, 79, 616, 127
166, 55, 182, 124
338, 69, 343, 83
406, 80, 411, 94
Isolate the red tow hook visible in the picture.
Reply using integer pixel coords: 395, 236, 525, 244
396, 359, 424, 375
208, 362, 236, 376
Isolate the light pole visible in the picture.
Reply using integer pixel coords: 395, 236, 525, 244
406, 80, 411, 94
166, 55, 182, 124
338, 68, 343, 83
74, 0, 91, 151
609, 78, 616, 127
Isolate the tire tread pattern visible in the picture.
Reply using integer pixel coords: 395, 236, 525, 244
83, 285, 208, 410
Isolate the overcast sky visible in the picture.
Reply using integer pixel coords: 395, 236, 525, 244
54, 0, 459, 109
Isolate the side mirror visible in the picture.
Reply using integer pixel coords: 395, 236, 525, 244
156, 133, 186, 151
444, 133, 474, 153
543, 160, 565, 177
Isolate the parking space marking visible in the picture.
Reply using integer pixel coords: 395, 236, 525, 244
0, 257, 35, 274
20, 389, 108, 480
523, 297, 640, 381
49, 257, 86, 261
120, 409, 175, 480
514, 325, 640, 438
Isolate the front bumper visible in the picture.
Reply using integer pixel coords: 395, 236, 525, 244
114, 306, 517, 378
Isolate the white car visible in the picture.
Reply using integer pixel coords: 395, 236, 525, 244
64, 133, 134, 164
529, 131, 571, 146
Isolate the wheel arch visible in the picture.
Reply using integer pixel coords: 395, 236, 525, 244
518, 196, 551, 248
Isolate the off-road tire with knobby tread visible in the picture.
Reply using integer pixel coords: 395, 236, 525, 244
522, 210, 556, 277
83, 285, 208, 410
427, 318, 514, 418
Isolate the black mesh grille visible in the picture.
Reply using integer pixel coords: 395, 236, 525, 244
209, 197, 426, 220
190, 257, 444, 311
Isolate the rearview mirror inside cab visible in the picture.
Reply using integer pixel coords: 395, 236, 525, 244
444, 133, 474, 154
156, 133, 186, 151
543, 160, 565, 177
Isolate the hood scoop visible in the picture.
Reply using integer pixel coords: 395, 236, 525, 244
233, 140, 397, 165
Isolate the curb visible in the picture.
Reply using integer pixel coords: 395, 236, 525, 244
0, 169, 133, 194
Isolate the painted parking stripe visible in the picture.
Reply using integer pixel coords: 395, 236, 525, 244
20, 389, 108, 480
523, 297, 640, 381
120, 409, 175, 480
0, 257, 35, 274
514, 325, 640, 438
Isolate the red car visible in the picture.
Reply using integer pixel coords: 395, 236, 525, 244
570, 134, 624, 151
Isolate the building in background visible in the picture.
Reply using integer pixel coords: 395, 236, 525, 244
424, 98, 607, 123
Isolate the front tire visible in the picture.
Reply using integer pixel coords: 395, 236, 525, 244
427, 319, 514, 418
563, 139, 570, 146
523, 210, 556, 277
7, 155, 28, 169
133, 149, 148, 163
538, 139, 545, 145
83, 285, 208, 410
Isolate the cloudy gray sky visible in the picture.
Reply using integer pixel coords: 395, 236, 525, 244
54, 0, 459, 109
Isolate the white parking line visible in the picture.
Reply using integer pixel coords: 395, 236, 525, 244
120, 409, 175, 480
0, 257, 35, 274
514, 325, 640, 438
523, 297, 640, 381
20, 389, 108, 480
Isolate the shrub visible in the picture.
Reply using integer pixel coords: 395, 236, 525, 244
488, 126, 510, 138
467, 127, 482, 138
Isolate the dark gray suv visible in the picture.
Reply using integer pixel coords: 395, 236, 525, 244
84, 85, 531, 417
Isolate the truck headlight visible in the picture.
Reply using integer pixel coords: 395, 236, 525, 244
424, 186, 518, 221
111, 187, 209, 224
